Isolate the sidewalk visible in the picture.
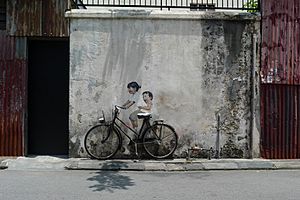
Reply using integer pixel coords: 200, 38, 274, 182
0, 157, 15, 169
1, 156, 300, 171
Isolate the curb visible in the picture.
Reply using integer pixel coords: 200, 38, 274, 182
2, 157, 300, 171
64, 159, 277, 171
272, 160, 300, 170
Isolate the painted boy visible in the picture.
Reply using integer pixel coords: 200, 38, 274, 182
128, 91, 153, 131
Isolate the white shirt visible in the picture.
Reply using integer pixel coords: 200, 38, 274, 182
128, 92, 139, 110
129, 92, 139, 103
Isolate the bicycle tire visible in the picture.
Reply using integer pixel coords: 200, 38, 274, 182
84, 124, 121, 160
142, 123, 178, 159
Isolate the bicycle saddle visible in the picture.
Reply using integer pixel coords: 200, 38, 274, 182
137, 112, 151, 119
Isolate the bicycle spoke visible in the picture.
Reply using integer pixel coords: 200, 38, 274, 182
142, 124, 177, 159
142, 139, 160, 145
161, 133, 175, 140
148, 128, 160, 139
84, 124, 120, 160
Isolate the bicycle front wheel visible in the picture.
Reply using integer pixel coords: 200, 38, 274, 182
84, 124, 121, 160
142, 124, 178, 159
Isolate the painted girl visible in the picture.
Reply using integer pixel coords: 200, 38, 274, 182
122, 81, 141, 130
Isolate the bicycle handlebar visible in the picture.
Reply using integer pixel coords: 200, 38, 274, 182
115, 105, 126, 110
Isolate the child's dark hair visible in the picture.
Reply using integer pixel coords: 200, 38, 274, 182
127, 81, 141, 91
143, 91, 153, 100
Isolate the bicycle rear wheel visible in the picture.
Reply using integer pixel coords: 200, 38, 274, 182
84, 124, 121, 160
142, 124, 178, 159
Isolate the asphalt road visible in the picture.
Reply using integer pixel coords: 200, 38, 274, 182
1, 170, 300, 200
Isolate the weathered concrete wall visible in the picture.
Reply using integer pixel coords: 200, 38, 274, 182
66, 10, 260, 158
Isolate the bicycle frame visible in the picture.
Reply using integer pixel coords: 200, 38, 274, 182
109, 106, 151, 144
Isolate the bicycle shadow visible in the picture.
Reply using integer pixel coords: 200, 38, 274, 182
87, 161, 135, 193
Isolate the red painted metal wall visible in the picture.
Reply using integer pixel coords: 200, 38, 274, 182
7, 0, 69, 37
0, 31, 27, 156
261, 84, 300, 159
0, 0, 70, 156
261, 0, 300, 85
261, 0, 300, 158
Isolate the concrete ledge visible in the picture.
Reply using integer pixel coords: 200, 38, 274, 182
1, 156, 73, 171
272, 160, 300, 169
66, 159, 146, 171
165, 163, 186, 171
65, 9, 260, 21
202, 162, 239, 170
3, 157, 300, 171
65, 159, 277, 171
236, 161, 274, 169
144, 163, 167, 171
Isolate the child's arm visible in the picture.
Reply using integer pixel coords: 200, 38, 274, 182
138, 102, 152, 111
122, 100, 135, 109
122, 100, 130, 108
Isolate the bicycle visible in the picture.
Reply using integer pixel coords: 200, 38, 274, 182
84, 105, 178, 160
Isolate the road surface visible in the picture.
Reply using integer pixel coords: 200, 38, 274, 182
0, 170, 299, 200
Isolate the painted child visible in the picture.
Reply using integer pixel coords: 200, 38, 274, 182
138, 91, 153, 113
128, 91, 154, 132
122, 81, 141, 129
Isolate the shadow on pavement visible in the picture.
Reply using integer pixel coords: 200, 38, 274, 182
87, 161, 135, 192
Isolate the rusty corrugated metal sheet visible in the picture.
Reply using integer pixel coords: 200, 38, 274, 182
261, 84, 300, 159
42, 0, 69, 37
261, 0, 300, 85
0, 30, 26, 156
261, 0, 300, 159
7, 0, 69, 37
0, 33, 27, 60
7, 0, 42, 36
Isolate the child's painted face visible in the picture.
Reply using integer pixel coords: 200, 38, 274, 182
128, 87, 136, 94
143, 93, 151, 102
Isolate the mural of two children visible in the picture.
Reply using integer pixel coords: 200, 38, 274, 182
121, 81, 153, 131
